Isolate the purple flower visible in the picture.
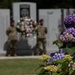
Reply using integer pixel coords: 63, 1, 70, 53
64, 14, 75, 28
66, 27, 75, 37
59, 31, 74, 42
48, 52, 65, 63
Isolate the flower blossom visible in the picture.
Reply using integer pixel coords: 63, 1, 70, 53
64, 14, 75, 28
44, 65, 58, 72
63, 54, 73, 62
59, 31, 74, 42
39, 54, 51, 61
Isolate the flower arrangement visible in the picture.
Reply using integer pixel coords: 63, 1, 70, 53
37, 54, 75, 75
53, 14, 75, 55
36, 14, 75, 75
16, 17, 36, 37
36, 54, 75, 75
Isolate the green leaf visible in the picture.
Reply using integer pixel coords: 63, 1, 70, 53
37, 69, 50, 75
69, 69, 74, 75
70, 70, 75, 75
35, 64, 45, 71
53, 40, 63, 48
57, 42, 63, 48
66, 46, 75, 55
53, 40, 59, 44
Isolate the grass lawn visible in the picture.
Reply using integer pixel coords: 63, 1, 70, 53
0, 58, 43, 75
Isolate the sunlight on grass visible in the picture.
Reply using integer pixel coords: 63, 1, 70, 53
0, 58, 43, 75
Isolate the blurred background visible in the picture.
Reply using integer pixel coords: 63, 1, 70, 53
0, 0, 75, 17
0, 0, 75, 56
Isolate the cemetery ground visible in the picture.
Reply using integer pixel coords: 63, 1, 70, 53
0, 56, 61, 75
0, 56, 43, 75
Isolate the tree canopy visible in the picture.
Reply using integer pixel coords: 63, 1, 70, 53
0, 0, 74, 9
0, 0, 74, 16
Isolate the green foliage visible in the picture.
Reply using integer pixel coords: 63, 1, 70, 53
70, 70, 75, 75
0, 0, 21, 8
37, 54, 75, 75
53, 40, 63, 48
53, 40, 75, 55
0, 0, 73, 9
53, 0, 73, 8
66, 46, 75, 55
37, 69, 50, 75
36, 64, 45, 71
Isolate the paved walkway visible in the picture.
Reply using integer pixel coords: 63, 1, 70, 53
0, 56, 41, 59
